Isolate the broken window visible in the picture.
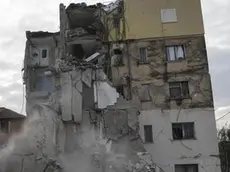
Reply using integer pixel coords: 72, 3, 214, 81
172, 123, 195, 140
139, 47, 148, 63
175, 164, 198, 172
113, 18, 119, 28
144, 125, 153, 143
112, 49, 123, 66
161, 9, 177, 23
166, 45, 185, 61
0, 120, 9, 133
41, 49, 48, 58
71, 44, 85, 60
115, 85, 124, 97
169, 81, 189, 99
139, 84, 151, 102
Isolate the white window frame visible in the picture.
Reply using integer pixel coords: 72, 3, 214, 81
166, 45, 185, 61
161, 9, 178, 23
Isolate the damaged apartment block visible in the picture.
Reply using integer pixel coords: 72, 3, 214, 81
15, 0, 221, 172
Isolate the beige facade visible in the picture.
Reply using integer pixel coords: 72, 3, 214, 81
124, 0, 204, 39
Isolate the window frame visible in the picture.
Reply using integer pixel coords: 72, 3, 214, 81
169, 81, 190, 100
41, 49, 48, 59
175, 164, 198, 172
139, 84, 151, 102
172, 122, 195, 140
139, 47, 148, 63
144, 125, 153, 143
0, 119, 10, 133
161, 9, 178, 23
166, 45, 186, 61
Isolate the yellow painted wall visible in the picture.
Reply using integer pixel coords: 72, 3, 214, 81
124, 0, 204, 39
101, 9, 125, 42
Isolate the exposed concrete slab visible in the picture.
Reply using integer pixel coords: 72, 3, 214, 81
60, 72, 72, 121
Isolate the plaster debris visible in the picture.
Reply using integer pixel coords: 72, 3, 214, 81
85, 52, 100, 62
103, 0, 121, 12
94, 81, 119, 109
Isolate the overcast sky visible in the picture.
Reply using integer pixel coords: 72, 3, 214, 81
0, 0, 229, 125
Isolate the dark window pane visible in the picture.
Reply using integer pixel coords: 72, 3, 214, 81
140, 47, 147, 62
169, 81, 189, 99
42, 49, 47, 58
144, 125, 153, 143
170, 87, 181, 99
183, 123, 194, 139
181, 81, 189, 97
116, 85, 124, 97
172, 124, 183, 140
172, 123, 195, 140
175, 164, 198, 172
0, 120, 9, 133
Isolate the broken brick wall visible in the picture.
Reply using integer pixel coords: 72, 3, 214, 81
110, 35, 213, 109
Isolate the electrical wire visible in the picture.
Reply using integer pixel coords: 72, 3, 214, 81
216, 111, 230, 122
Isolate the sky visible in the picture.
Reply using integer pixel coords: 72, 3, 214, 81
0, 0, 229, 125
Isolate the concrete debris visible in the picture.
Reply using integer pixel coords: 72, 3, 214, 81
82, 68, 93, 87
66, 27, 88, 38
103, 0, 121, 12
85, 52, 100, 62
94, 81, 119, 109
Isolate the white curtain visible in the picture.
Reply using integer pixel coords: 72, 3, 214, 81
167, 46, 176, 61
175, 46, 184, 59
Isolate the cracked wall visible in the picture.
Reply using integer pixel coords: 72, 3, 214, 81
139, 108, 220, 172
110, 35, 213, 109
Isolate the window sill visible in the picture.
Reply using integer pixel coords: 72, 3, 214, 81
169, 96, 191, 101
113, 64, 125, 67
141, 100, 152, 103
138, 61, 150, 65
167, 59, 186, 63
172, 138, 197, 141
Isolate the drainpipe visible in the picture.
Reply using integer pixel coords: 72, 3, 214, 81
126, 40, 132, 100
122, 1, 132, 100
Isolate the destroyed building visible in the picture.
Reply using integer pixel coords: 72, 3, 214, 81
19, 0, 221, 172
